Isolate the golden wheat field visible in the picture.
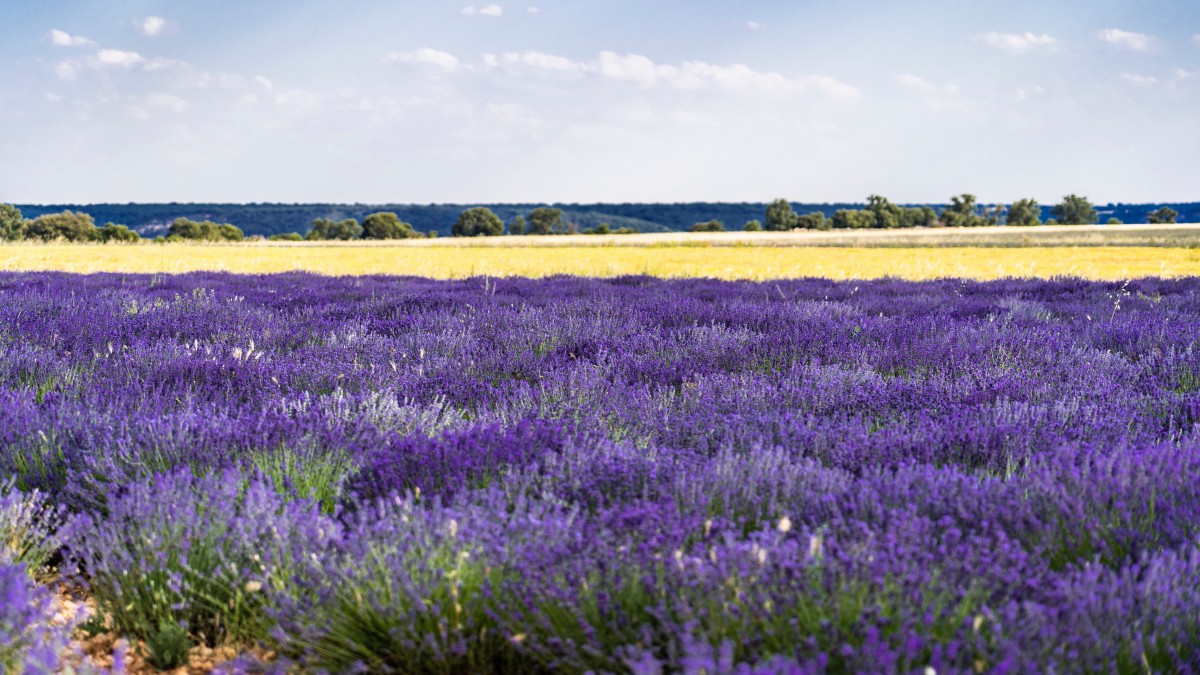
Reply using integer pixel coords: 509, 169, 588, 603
1, 239, 1197, 280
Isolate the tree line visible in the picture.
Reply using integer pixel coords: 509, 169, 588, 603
735, 194, 1179, 233
0, 206, 253, 243
0, 198, 1185, 243
0, 206, 142, 243
274, 207, 637, 240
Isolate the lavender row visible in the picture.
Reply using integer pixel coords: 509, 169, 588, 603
1, 272, 1199, 672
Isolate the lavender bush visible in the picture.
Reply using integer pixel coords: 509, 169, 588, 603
0, 480, 70, 582
0, 559, 77, 673
69, 467, 338, 653
2, 272, 1200, 670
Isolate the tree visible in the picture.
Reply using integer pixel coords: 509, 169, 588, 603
940, 194, 984, 228
1147, 207, 1178, 224
900, 206, 937, 228
1050, 194, 1098, 225
1106, 218, 1123, 225
865, 195, 902, 229
307, 218, 361, 241
509, 215, 526, 236
269, 232, 304, 241
452, 207, 504, 237
983, 204, 1006, 226
690, 219, 724, 232
583, 223, 611, 235
527, 207, 564, 235
797, 212, 829, 230
217, 224, 245, 241
168, 217, 244, 241
25, 210, 97, 241
764, 199, 799, 231
362, 212, 418, 240
92, 223, 140, 243
1005, 199, 1041, 226
0, 204, 23, 241
743, 220, 763, 232
831, 209, 875, 229
333, 219, 362, 239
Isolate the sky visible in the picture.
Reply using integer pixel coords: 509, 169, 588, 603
1, 0, 1198, 204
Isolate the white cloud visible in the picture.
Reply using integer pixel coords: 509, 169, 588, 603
1097, 28, 1156, 52
495, 51, 587, 73
54, 62, 78, 80
142, 57, 185, 72
48, 29, 95, 47
747, 20, 766, 30
527, 6, 540, 14
483, 49, 859, 100
595, 52, 659, 86
1120, 73, 1158, 85
385, 48, 460, 71
605, 53, 860, 99
895, 73, 936, 92
97, 49, 145, 68
1192, 33, 1200, 45
147, 93, 190, 113
1174, 67, 1198, 80
974, 32, 1057, 55
894, 74, 966, 111
255, 75, 275, 91
462, 4, 503, 16
135, 16, 169, 37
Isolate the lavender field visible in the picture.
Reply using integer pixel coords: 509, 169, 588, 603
4, 271, 1200, 672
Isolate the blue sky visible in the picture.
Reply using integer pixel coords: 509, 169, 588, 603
1, 0, 1198, 204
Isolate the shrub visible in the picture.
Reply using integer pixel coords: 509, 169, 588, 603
690, 219, 724, 233
271, 490, 560, 673
25, 211, 96, 242
70, 468, 338, 650
91, 223, 140, 243
0, 480, 71, 582
0, 559, 80, 673
269, 232, 304, 241
743, 220, 763, 232
346, 420, 578, 504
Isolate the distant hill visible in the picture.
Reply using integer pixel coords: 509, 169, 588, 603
12, 201, 1200, 238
